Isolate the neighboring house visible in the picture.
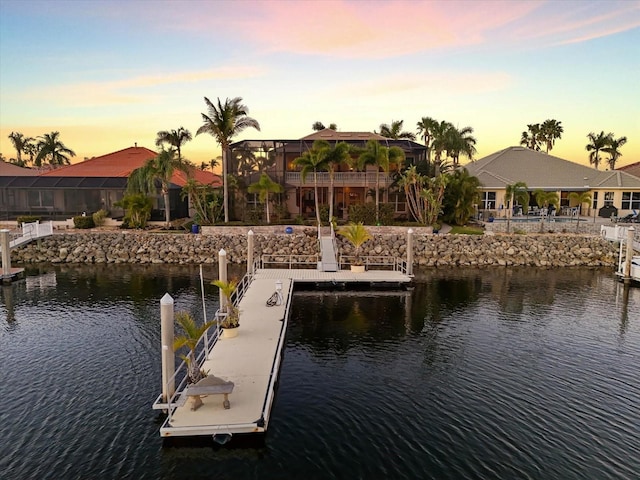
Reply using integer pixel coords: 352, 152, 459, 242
231, 129, 427, 219
618, 161, 640, 180
465, 146, 640, 218
0, 146, 221, 221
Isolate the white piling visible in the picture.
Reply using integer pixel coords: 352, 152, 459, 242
1, 229, 11, 281
406, 228, 414, 276
623, 226, 635, 284
247, 230, 254, 275
218, 249, 228, 311
160, 293, 175, 402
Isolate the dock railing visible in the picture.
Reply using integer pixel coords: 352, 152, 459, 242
261, 254, 319, 269
339, 255, 408, 272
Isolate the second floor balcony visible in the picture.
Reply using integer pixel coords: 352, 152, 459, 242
285, 171, 393, 187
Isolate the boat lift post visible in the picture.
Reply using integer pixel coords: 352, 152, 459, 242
160, 293, 176, 403
406, 228, 414, 276
1, 230, 11, 282
623, 226, 635, 285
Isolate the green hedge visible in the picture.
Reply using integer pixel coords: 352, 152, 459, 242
73, 216, 95, 229
16, 215, 41, 225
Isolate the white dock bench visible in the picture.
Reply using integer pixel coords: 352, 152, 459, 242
185, 376, 234, 411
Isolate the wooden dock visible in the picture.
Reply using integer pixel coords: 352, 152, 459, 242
156, 266, 412, 440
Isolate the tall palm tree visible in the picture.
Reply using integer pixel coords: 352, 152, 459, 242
196, 97, 260, 223
431, 120, 455, 176
320, 140, 351, 222
568, 191, 592, 231
378, 120, 416, 140
540, 119, 563, 153
293, 140, 330, 226
35, 131, 75, 167
520, 124, 542, 151
586, 131, 613, 170
447, 126, 477, 165
416, 116, 439, 165
155, 127, 192, 160
603, 135, 627, 170
358, 139, 405, 223
247, 173, 283, 224
312, 121, 337, 131
7, 132, 32, 164
505, 182, 529, 233
24, 140, 38, 166
127, 148, 189, 226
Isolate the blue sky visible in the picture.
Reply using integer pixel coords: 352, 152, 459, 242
1, 0, 638, 168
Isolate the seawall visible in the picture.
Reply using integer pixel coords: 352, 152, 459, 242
10, 228, 619, 268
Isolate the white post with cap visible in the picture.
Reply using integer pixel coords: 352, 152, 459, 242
160, 293, 175, 402
406, 228, 414, 276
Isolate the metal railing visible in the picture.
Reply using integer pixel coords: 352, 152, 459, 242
338, 255, 407, 272
285, 171, 392, 186
261, 254, 319, 269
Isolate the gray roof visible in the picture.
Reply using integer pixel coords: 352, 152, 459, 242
0, 161, 38, 176
465, 146, 640, 190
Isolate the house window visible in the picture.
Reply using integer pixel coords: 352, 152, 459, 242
28, 190, 53, 207
621, 192, 640, 210
482, 191, 496, 210
593, 191, 598, 209
604, 191, 614, 206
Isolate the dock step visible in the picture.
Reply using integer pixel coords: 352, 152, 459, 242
319, 236, 338, 272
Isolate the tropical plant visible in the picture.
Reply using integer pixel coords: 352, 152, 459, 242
398, 166, 447, 226
247, 173, 283, 224
173, 311, 216, 384
586, 131, 613, 170
377, 120, 416, 140
35, 131, 75, 166
114, 193, 153, 228
505, 182, 529, 233
211, 279, 239, 328
568, 191, 591, 230
312, 121, 337, 131
127, 148, 189, 226
519, 123, 543, 151
446, 126, 477, 165
155, 127, 192, 160
357, 139, 405, 223
337, 222, 372, 266
196, 96, 261, 223
180, 178, 223, 225
7, 132, 33, 165
533, 189, 559, 211
416, 116, 439, 165
540, 119, 563, 153
442, 168, 481, 226
603, 135, 627, 170
430, 120, 455, 176
293, 140, 331, 226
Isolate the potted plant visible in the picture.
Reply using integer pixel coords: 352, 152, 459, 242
173, 311, 215, 384
211, 279, 240, 338
338, 222, 372, 272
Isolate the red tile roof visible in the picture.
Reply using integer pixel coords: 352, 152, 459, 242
0, 161, 39, 176
38, 146, 221, 187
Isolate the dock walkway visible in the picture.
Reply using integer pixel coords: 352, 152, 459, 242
158, 266, 412, 439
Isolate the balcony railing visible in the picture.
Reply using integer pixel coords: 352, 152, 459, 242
285, 171, 392, 187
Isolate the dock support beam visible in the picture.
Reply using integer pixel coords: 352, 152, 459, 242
623, 226, 635, 284
218, 249, 228, 311
247, 230, 254, 275
160, 293, 176, 402
406, 228, 414, 276
1, 229, 11, 281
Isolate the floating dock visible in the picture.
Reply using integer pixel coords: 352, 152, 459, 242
154, 263, 412, 441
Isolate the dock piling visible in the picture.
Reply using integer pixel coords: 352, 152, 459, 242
247, 230, 254, 275
406, 228, 414, 276
623, 226, 635, 284
160, 293, 176, 402
218, 249, 228, 311
1, 230, 10, 281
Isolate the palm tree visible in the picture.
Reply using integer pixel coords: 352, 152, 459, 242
505, 182, 529, 233
293, 140, 330, 226
196, 96, 260, 223
358, 139, 404, 223
520, 124, 542, 151
442, 168, 481, 226
247, 173, 283, 224
7, 132, 32, 164
24, 140, 38, 166
603, 135, 627, 170
540, 119, 563, 153
568, 191, 592, 230
586, 131, 613, 170
320, 141, 351, 222
312, 121, 337, 131
35, 131, 75, 166
211, 279, 239, 328
155, 127, 192, 160
378, 120, 416, 140
173, 311, 216, 384
431, 120, 455, 176
416, 116, 439, 165
533, 189, 560, 231
127, 148, 189, 226
447, 126, 477, 165
337, 222, 372, 266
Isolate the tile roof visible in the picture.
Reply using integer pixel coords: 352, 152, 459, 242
37, 145, 221, 187
618, 161, 640, 179
465, 146, 640, 190
301, 128, 388, 141
0, 161, 39, 176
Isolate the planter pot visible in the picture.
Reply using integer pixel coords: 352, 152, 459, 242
222, 327, 239, 338
350, 264, 366, 273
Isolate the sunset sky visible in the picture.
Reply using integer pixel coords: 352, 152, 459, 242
1, 0, 639, 169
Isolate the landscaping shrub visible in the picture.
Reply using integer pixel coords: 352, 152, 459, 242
16, 215, 41, 225
92, 209, 108, 227
73, 215, 95, 229
348, 203, 393, 225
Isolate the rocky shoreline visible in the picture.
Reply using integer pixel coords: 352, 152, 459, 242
10, 229, 619, 268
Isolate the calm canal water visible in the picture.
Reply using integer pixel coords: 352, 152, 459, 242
1, 264, 639, 480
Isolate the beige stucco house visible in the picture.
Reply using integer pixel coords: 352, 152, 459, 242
465, 146, 640, 219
